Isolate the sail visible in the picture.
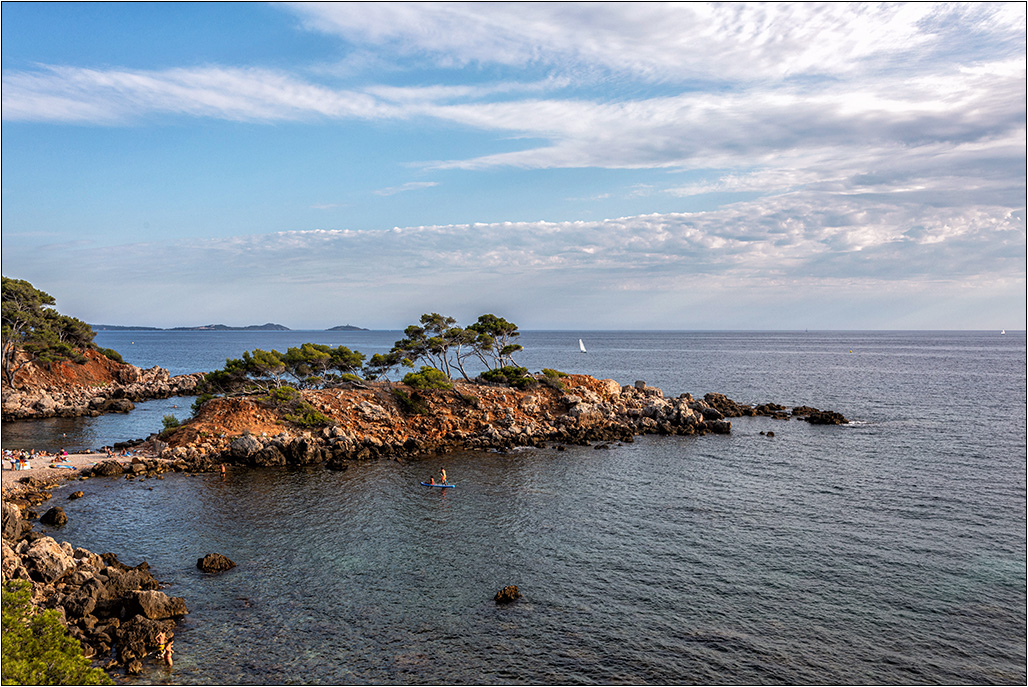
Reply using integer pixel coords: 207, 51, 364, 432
579, 338, 587, 353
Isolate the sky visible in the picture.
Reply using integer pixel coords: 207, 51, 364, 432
1, 2, 1025, 330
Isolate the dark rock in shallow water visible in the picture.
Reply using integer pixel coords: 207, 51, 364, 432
803, 410, 848, 425
90, 460, 126, 477
197, 552, 236, 573
40, 506, 68, 527
68, 490, 85, 500
495, 585, 522, 604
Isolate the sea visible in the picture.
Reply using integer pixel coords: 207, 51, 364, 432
3, 330, 1025, 685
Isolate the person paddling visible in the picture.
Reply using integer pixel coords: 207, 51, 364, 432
439, 468, 447, 485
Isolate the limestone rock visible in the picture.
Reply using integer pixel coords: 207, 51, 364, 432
197, 553, 236, 574
2, 501, 24, 541
24, 536, 77, 582
129, 590, 188, 620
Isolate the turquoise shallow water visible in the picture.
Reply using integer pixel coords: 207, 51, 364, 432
15, 331, 1028, 684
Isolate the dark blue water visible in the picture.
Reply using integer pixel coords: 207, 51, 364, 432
16, 331, 1028, 684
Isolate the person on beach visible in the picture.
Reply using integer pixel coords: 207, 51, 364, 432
163, 640, 174, 667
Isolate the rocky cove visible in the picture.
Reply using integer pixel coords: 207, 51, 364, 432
3, 371, 846, 681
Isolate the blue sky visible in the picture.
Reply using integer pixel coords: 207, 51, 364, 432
2, 2, 1025, 330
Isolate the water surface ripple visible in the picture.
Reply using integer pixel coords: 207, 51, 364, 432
22, 331, 1027, 684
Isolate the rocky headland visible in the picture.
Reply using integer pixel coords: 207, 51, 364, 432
156, 373, 847, 471
1, 348, 204, 420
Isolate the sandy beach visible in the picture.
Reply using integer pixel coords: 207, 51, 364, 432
1, 451, 158, 496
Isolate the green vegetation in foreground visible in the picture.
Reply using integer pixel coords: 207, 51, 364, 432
1, 277, 119, 387
1, 580, 113, 686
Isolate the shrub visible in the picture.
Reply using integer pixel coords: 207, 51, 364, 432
402, 366, 453, 390
283, 401, 330, 428
1, 580, 114, 685
265, 385, 299, 405
161, 415, 180, 430
190, 393, 214, 417
480, 365, 537, 389
392, 388, 431, 415
541, 368, 568, 378
97, 347, 123, 364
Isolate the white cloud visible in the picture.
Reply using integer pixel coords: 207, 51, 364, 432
289, 2, 1023, 82
373, 181, 439, 196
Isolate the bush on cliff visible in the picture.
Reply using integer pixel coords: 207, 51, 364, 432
283, 401, 330, 428
402, 366, 453, 390
480, 366, 537, 390
1, 580, 114, 685
392, 388, 432, 415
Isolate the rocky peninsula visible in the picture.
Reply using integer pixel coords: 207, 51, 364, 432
1, 348, 204, 420
155, 373, 846, 471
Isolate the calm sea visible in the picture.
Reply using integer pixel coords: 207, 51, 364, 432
7, 331, 1027, 684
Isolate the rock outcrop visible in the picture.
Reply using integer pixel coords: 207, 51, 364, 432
2, 347, 205, 420
1, 498, 187, 677
149, 374, 846, 473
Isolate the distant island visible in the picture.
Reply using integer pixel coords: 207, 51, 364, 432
326, 324, 370, 331
91, 323, 291, 331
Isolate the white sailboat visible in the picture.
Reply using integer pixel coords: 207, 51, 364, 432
1001, 329, 1006, 335
579, 338, 587, 353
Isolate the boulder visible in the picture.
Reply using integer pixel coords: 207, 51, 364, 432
68, 491, 85, 500
230, 434, 262, 459
24, 536, 77, 582
62, 577, 106, 617
40, 506, 69, 527
197, 553, 236, 574
91, 460, 126, 477
495, 585, 522, 604
2, 501, 24, 541
128, 590, 188, 620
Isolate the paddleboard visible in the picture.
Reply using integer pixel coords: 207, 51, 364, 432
421, 482, 455, 488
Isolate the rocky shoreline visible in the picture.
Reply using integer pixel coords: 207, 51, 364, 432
2, 348, 205, 420
2, 373, 847, 681
2, 464, 190, 678
158, 374, 847, 470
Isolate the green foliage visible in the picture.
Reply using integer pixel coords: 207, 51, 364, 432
265, 385, 299, 405
1, 580, 114, 685
480, 365, 537, 389
391, 388, 431, 415
283, 401, 330, 427
541, 368, 568, 378
2, 277, 105, 386
202, 344, 367, 393
161, 415, 181, 430
385, 312, 523, 382
97, 347, 123, 364
402, 366, 453, 390
190, 393, 214, 417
